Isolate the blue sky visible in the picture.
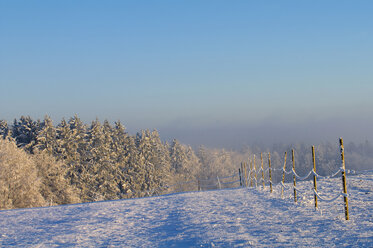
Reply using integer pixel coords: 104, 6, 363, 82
1, 1, 372, 147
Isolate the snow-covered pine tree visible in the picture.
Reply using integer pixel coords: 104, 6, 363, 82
56, 116, 88, 201
170, 139, 188, 174
11, 116, 41, 153
55, 118, 71, 161
111, 121, 131, 198
35, 115, 57, 155
33, 150, 80, 206
133, 129, 172, 197
169, 139, 200, 192
0, 120, 11, 139
134, 130, 156, 196
121, 134, 143, 198
67, 115, 87, 163
149, 130, 172, 194
85, 119, 120, 201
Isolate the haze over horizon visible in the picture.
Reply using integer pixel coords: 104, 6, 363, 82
1, 1, 372, 148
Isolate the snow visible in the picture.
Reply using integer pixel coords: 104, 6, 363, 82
0, 173, 372, 247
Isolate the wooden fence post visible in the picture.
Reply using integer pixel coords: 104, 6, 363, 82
312, 146, 318, 209
268, 152, 272, 193
217, 176, 221, 189
240, 162, 244, 186
239, 168, 242, 187
198, 179, 201, 191
281, 152, 287, 198
292, 149, 297, 203
250, 158, 253, 187
253, 155, 257, 188
261, 152, 265, 188
340, 138, 349, 220
244, 162, 248, 187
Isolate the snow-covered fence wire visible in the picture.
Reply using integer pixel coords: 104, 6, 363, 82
151, 172, 242, 195
197, 173, 240, 191
241, 138, 353, 220
133, 172, 241, 197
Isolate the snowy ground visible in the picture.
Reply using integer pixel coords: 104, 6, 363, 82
0, 173, 372, 247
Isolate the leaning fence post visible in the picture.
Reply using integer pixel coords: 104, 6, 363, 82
281, 152, 287, 198
292, 149, 297, 203
217, 176, 221, 189
340, 138, 349, 220
312, 146, 318, 209
268, 152, 272, 193
261, 152, 265, 188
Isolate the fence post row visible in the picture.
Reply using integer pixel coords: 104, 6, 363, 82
235, 138, 350, 220
340, 138, 349, 220
292, 149, 297, 203
312, 146, 318, 209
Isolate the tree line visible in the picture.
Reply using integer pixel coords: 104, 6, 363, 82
0, 115, 243, 210
1, 115, 371, 210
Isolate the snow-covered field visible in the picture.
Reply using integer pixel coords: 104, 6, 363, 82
0, 173, 372, 247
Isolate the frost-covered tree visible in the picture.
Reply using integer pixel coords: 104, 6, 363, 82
0, 120, 11, 139
169, 140, 201, 191
12, 116, 41, 152
149, 130, 172, 190
35, 115, 57, 155
84, 119, 120, 201
0, 139, 45, 209
110, 121, 132, 197
133, 130, 172, 196
170, 139, 188, 174
67, 115, 87, 162
33, 151, 80, 206
135, 130, 158, 196
123, 135, 143, 197
55, 117, 88, 200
